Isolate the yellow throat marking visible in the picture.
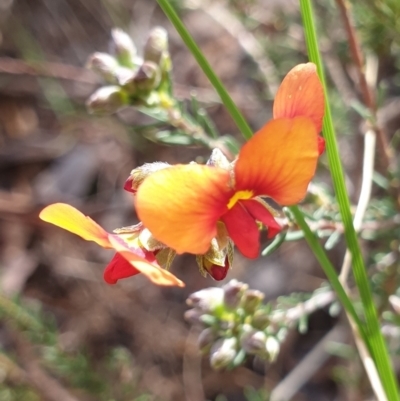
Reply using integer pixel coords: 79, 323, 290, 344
227, 190, 254, 209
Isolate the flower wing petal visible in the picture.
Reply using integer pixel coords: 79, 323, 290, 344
273, 63, 324, 133
108, 235, 184, 287
222, 203, 259, 259
136, 164, 231, 255
39, 203, 110, 248
104, 253, 141, 284
235, 117, 318, 205
243, 199, 282, 239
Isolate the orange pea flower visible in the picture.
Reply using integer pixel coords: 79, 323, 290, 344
39, 203, 184, 287
135, 63, 324, 259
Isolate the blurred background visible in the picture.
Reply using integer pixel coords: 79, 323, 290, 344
0, 0, 400, 400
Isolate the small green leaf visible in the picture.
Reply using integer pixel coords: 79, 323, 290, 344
261, 231, 287, 256
324, 230, 341, 250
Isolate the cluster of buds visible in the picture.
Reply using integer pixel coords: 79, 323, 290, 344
185, 280, 287, 370
86, 27, 172, 114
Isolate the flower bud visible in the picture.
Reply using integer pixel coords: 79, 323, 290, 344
223, 280, 248, 310
87, 52, 119, 83
120, 61, 161, 94
144, 27, 168, 64
240, 289, 265, 314
110, 28, 137, 67
186, 288, 224, 313
240, 330, 267, 355
124, 162, 170, 193
197, 255, 230, 281
209, 338, 237, 370
135, 62, 161, 92
184, 309, 205, 326
198, 328, 217, 352
251, 309, 270, 330
196, 237, 233, 281
266, 336, 280, 362
86, 86, 127, 115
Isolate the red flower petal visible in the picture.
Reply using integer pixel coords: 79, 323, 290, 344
317, 136, 325, 155
242, 199, 282, 239
104, 253, 141, 284
109, 235, 184, 287
235, 117, 319, 205
136, 164, 232, 255
124, 177, 135, 193
221, 203, 260, 259
273, 63, 325, 133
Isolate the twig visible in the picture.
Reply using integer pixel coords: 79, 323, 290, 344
270, 324, 347, 401
271, 290, 336, 325
0, 57, 97, 84
183, 327, 206, 401
332, 46, 387, 401
334, 0, 394, 172
331, 3, 393, 399
339, 128, 376, 285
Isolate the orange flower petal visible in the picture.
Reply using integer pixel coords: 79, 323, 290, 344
108, 235, 184, 287
235, 117, 318, 205
39, 203, 110, 248
136, 164, 232, 255
273, 63, 324, 133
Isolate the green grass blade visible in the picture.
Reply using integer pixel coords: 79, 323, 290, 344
290, 206, 367, 339
155, 0, 253, 140
300, 0, 399, 397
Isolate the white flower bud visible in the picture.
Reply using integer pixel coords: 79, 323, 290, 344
86, 86, 126, 115
111, 28, 137, 67
265, 336, 280, 362
186, 288, 224, 313
87, 52, 119, 83
209, 338, 237, 370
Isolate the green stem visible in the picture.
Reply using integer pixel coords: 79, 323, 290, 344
155, 0, 253, 140
300, 0, 399, 398
290, 206, 366, 341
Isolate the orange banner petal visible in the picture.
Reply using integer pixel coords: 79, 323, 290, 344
235, 117, 318, 205
273, 63, 324, 133
39, 203, 111, 248
109, 236, 184, 287
136, 164, 232, 255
